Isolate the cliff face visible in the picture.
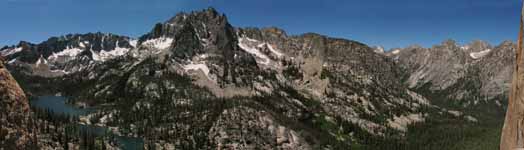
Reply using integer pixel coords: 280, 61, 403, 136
0, 59, 36, 149
500, 2, 524, 150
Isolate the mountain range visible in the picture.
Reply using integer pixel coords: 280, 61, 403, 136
0, 8, 510, 149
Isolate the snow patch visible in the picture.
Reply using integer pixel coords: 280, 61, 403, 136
391, 49, 400, 55
7, 58, 16, 64
55, 46, 83, 57
48, 52, 57, 61
245, 37, 259, 42
373, 46, 385, 53
1, 47, 22, 56
238, 37, 271, 65
79, 42, 86, 48
35, 56, 48, 66
101, 36, 106, 48
91, 50, 101, 61
129, 39, 138, 48
98, 47, 129, 61
90, 41, 130, 62
469, 49, 491, 59
142, 37, 174, 50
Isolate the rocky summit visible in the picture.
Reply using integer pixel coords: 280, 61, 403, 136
0, 8, 512, 150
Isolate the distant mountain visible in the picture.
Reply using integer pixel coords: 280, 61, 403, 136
387, 39, 514, 108
1, 7, 506, 149
1, 33, 136, 77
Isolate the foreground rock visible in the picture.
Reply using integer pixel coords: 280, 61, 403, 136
0, 59, 36, 149
500, 3, 524, 150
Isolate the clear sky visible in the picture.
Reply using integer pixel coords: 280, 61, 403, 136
0, 0, 520, 50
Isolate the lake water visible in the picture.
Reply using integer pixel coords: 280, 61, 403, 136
30, 96, 144, 150
30, 96, 93, 116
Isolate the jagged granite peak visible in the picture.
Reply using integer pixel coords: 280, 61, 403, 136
132, 7, 261, 88
0, 32, 137, 77
167, 7, 223, 25
138, 7, 230, 44
1, 32, 135, 63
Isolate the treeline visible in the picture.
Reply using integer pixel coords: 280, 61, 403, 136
31, 106, 117, 150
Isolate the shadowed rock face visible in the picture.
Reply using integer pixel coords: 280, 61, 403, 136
501, 2, 524, 150
0, 59, 35, 149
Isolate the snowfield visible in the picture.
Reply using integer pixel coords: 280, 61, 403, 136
238, 37, 271, 65
0, 47, 23, 57
266, 43, 284, 57
7, 58, 17, 64
391, 49, 401, 55
469, 49, 491, 59
93, 46, 130, 61
129, 39, 138, 48
142, 37, 174, 50
54, 46, 83, 58
35, 56, 48, 66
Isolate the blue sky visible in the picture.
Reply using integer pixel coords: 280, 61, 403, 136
0, 0, 520, 50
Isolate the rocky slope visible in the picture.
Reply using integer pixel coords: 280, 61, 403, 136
0, 59, 36, 149
387, 40, 514, 108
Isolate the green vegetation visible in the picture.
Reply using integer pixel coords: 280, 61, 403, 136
394, 74, 505, 150
31, 104, 116, 150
